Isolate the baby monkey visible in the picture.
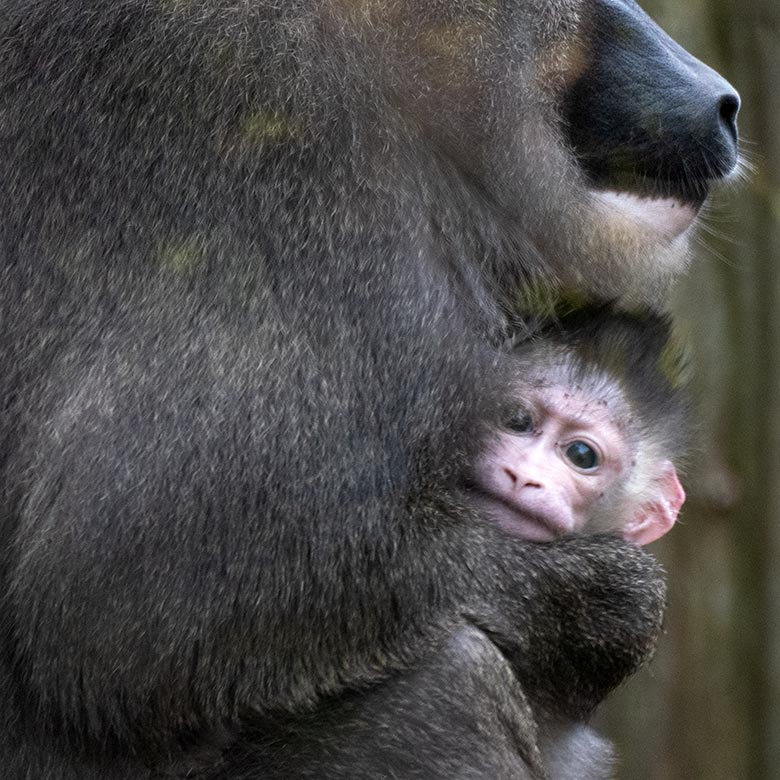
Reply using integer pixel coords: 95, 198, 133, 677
470, 309, 690, 779
472, 308, 689, 547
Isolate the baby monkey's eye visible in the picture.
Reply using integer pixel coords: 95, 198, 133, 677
505, 409, 533, 434
565, 440, 599, 470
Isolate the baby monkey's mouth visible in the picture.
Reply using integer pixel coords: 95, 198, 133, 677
469, 491, 568, 543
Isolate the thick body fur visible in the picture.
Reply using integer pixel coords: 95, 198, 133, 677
0, 1, 737, 777
218, 626, 618, 780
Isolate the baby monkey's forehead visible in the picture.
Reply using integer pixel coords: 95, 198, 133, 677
512, 373, 634, 433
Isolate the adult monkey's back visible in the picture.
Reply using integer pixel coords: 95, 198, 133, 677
0, 1, 738, 778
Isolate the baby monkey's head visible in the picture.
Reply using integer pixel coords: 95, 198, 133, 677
471, 309, 689, 545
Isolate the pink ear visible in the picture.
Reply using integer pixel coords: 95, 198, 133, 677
622, 460, 686, 546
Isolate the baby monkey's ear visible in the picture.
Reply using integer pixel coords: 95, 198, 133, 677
622, 461, 686, 547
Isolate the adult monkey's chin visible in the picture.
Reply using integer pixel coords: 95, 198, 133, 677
593, 190, 701, 240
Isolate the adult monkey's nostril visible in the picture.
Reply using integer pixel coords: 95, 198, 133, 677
718, 92, 740, 144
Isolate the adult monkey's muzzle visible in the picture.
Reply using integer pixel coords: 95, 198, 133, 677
563, 0, 740, 208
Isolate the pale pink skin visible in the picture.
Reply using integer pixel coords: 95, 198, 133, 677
472, 384, 685, 546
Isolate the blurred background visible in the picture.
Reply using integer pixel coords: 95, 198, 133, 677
599, 1, 780, 777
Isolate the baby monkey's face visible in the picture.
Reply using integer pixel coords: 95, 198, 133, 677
471, 383, 629, 542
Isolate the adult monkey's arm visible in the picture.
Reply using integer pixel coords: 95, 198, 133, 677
473, 534, 666, 721
207, 537, 664, 780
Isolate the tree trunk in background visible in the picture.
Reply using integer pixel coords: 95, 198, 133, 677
599, 1, 780, 778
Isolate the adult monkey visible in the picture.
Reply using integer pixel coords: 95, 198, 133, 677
0, 1, 738, 778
